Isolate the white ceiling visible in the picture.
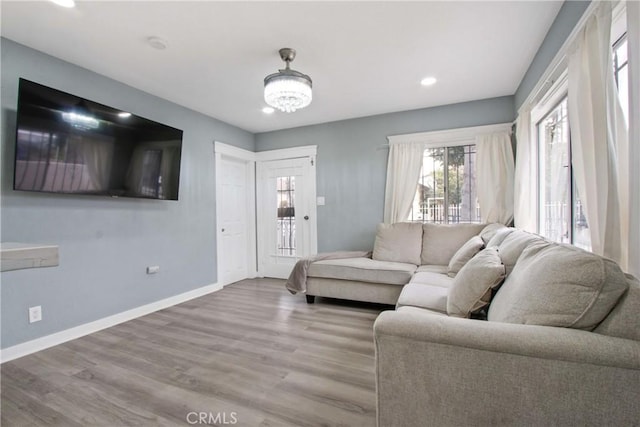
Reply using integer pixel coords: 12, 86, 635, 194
1, 1, 563, 133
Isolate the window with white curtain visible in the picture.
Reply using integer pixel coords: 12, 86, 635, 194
515, 1, 635, 272
407, 144, 480, 224
531, 20, 628, 250
535, 95, 590, 249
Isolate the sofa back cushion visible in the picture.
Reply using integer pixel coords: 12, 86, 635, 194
421, 223, 486, 265
487, 227, 515, 247
373, 222, 423, 265
594, 274, 640, 341
447, 247, 506, 318
488, 242, 629, 330
479, 223, 507, 245
497, 229, 544, 275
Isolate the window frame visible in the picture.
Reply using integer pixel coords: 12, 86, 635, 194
386, 122, 513, 225
532, 77, 591, 249
534, 93, 577, 244
529, 14, 628, 249
613, 33, 628, 86
612, 32, 629, 124
408, 143, 480, 224
530, 72, 583, 245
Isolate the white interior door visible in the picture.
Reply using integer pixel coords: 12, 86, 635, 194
218, 155, 253, 285
257, 157, 317, 278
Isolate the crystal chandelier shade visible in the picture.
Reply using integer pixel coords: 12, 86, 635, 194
264, 48, 312, 113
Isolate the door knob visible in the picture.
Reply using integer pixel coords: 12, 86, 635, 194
304, 215, 309, 220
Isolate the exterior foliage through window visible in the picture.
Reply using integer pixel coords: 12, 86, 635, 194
407, 145, 480, 224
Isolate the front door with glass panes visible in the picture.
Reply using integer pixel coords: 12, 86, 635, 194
257, 157, 316, 278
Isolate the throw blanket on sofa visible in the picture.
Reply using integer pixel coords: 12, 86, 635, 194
285, 251, 372, 294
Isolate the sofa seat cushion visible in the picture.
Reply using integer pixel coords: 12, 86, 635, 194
488, 242, 629, 330
415, 265, 448, 274
308, 257, 416, 285
421, 223, 486, 265
396, 305, 448, 317
410, 271, 455, 288
373, 222, 423, 265
396, 283, 450, 313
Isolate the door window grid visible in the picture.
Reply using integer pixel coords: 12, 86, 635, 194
408, 144, 481, 224
276, 176, 296, 256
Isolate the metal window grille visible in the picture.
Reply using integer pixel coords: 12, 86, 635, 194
14, 130, 97, 193
408, 144, 481, 224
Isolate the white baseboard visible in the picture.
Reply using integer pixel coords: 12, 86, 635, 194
0, 282, 221, 364
221, 272, 259, 287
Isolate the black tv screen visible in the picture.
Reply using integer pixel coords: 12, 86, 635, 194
13, 79, 183, 200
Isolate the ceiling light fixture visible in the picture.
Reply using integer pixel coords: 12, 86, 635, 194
421, 77, 437, 86
264, 48, 312, 113
50, 0, 75, 8
262, 107, 275, 114
118, 112, 132, 118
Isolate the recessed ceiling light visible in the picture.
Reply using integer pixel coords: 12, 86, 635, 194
50, 0, 75, 7
118, 112, 132, 118
262, 107, 275, 114
147, 36, 168, 50
421, 77, 437, 86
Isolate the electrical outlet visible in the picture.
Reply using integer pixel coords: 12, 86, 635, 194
29, 306, 42, 323
146, 265, 160, 274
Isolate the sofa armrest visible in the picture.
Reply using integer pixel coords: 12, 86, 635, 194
374, 309, 640, 427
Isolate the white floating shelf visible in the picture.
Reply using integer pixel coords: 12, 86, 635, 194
1, 243, 59, 272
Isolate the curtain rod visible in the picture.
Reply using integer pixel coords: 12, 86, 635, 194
386, 122, 512, 146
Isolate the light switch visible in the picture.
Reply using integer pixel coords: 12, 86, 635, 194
317, 196, 325, 206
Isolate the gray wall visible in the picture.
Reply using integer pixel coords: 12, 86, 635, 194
1, 0, 588, 349
514, 0, 590, 110
1, 39, 254, 349
255, 96, 515, 252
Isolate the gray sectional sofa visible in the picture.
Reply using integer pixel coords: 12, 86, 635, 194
303, 222, 640, 426
306, 222, 491, 305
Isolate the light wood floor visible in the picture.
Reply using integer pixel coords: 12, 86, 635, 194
1, 278, 390, 426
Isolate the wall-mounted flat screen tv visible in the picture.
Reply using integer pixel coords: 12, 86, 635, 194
13, 79, 183, 200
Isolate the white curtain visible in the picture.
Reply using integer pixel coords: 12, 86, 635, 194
160, 145, 181, 199
627, 1, 640, 277
475, 131, 515, 225
513, 106, 537, 232
125, 146, 147, 193
383, 142, 424, 224
81, 138, 114, 191
568, 1, 629, 270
